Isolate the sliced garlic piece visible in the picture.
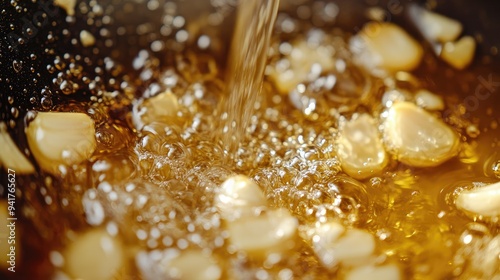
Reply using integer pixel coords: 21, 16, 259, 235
80, 30, 96, 47
27, 112, 96, 174
351, 22, 423, 73
337, 114, 388, 180
440, 36, 476, 70
346, 264, 401, 280
414, 89, 445, 111
268, 40, 335, 93
163, 250, 221, 280
64, 228, 123, 280
215, 175, 267, 221
54, 0, 76, 16
0, 123, 34, 174
312, 222, 375, 268
455, 181, 500, 218
132, 90, 179, 130
409, 5, 462, 43
227, 208, 297, 257
383, 102, 459, 167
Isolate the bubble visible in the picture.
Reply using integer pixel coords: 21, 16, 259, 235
91, 154, 137, 184
492, 161, 500, 178
40, 96, 53, 109
483, 152, 500, 178
95, 123, 134, 153
10, 107, 19, 118
82, 189, 106, 226
453, 223, 500, 278
149, 160, 173, 183
198, 35, 211, 49
466, 124, 480, 138
12, 60, 22, 73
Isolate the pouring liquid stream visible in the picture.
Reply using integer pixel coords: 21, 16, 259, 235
219, 0, 280, 158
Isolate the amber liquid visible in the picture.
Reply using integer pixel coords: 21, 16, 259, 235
219, 0, 279, 155
6, 1, 500, 280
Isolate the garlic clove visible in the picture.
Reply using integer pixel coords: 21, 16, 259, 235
268, 40, 335, 93
164, 250, 221, 280
0, 123, 34, 174
227, 208, 298, 257
332, 229, 376, 266
64, 228, 124, 280
414, 89, 445, 111
215, 175, 268, 221
27, 112, 96, 174
351, 22, 423, 73
312, 222, 376, 268
440, 36, 476, 70
383, 102, 459, 167
337, 114, 388, 180
346, 264, 401, 280
409, 5, 462, 43
310, 222, 346, 268
132, 90, 179, 130
455, 181, 500, 219
54, 0, 76, 16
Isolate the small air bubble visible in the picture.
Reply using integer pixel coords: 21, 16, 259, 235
175, 30, 189, 43
12, 60, 22, 73
172, 16, 185, 28
49, 251, 65, 267
492, 161, 500, 178
466, 124, 480, 138
197, 35, 210, 49
150, 40, 164, 52
136, 229, 148, 240
10, 107, 19, 118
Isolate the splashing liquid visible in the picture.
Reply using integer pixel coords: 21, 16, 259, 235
219, 0, 280, 156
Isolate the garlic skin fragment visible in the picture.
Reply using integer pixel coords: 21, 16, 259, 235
215, 175, 267, 221
337, 114, 388, 180
408, 5, 462, 43
227, 208, 298, 257
164, 250, 221, 280
346, 264, 401, 280
54, 0, 76, 16
312, 222, 376, 268
268, 40, 335, 93
64, 228, 124, 280
383, 102, 459, 167
351, 22, 423, 73
455, 181, 500, 219
27, 112, 96, 174
440, 36, 476, 70
0, 123, 34, 174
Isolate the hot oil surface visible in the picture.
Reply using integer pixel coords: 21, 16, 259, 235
4, 1, 500, 279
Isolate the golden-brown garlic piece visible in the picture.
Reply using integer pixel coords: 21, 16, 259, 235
382, 102, 459, 167
27, 112, 96, 174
